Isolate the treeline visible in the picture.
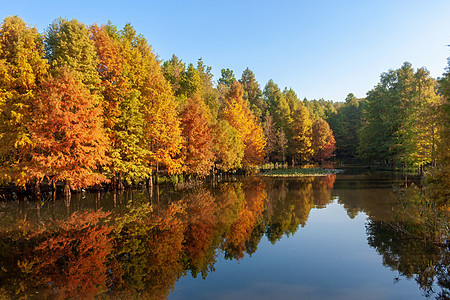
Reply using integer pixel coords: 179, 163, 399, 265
0, 16, 337, 194
302, 64, 449, 174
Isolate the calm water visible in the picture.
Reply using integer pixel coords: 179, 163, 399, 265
0, 168, 448, 299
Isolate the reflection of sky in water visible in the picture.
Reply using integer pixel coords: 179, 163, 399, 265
171, 199, 422, 300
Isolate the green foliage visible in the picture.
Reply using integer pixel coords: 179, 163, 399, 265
240, 68, 265, 121
260, 168, 342, 177
45, 18, 100, 91
218, 68, 235, 88
358, 62, 441, 168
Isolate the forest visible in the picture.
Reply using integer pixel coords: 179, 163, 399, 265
0, 16, 449, 200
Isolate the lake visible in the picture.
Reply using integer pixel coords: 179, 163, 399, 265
0, 167, 447, 299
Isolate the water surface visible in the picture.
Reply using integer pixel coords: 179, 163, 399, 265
0, 169, 447, 299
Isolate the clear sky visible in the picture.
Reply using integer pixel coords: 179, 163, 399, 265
3, 0, 450, 101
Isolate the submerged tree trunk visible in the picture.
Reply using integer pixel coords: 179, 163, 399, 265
34, 180, 41, 199
64, 180, 71, 197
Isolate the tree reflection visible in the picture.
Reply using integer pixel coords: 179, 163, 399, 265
365, 182, 449, 299
366, 221, 449, 298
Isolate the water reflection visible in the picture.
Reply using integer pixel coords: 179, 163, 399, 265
0, 173, 447, 298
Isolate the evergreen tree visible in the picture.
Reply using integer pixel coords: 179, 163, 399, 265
45, 18, 100, 91
240, 68, 264, 121
263, 80, 291, 132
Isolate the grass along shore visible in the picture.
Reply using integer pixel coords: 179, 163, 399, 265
259, 168, 343, 177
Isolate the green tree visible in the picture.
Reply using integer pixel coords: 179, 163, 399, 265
45, 18, 100, 91
197, 58, 220, 119
162, 54, 185, 97
263, 80, 291, 132
240, 68, 264, 121
218, 68, 235, 88
119, 24, 183, 176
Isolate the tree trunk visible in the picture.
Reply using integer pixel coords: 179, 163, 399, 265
64, 180, 71, 197
34, 180, 41, 199
117, 172, 124, 190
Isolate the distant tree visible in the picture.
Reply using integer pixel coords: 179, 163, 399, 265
311, 118, 336, 162
222, 82, 266, 167
162, 54, 185, 96
328, 93, 363, 158
179, 63, 202, 99
263, 80, 292, 133
289, 102, 313, 165
240, 68, 264, 121
283, 88, 299, 116
218, 68, 235, 88
213, 120, 244, 171
197, 58, 220, 119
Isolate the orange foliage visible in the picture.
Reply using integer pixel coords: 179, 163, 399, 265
146, 203, 186, 298
180, 92, 215, 176
27, 211, 113, 299
182, 190, 218, 275
224, 180, 266, 259
222, 82, 266, 166
90, 24, 126, 132
312, 118, 336, 162
27, 67, 109, 189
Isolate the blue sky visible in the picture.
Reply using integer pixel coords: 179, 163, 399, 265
3, 0, 450, 101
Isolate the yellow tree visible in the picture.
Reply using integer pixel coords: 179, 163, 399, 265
222, 81, 265, 167
0, 16, 48, 186
119, 24, 183, 176
90, 24, 150, 186
289, 102, 313, 164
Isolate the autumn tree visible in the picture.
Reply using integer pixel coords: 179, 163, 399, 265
212, 120, 244, 171
289, 102, 313, 165
222, 82, 266, 167
180, 92, 215, 176
119, 24, 183, 176
90, 24, 150, 187
197, 58, 220, 119
311, 118, 336, 162
27, 67, 109, 194
0, 16, 48, 187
